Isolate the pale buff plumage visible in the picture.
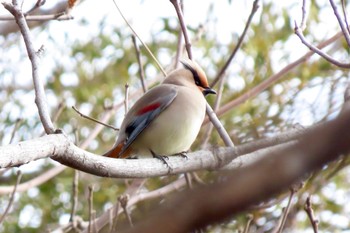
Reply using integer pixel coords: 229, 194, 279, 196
103, 60, 216, 159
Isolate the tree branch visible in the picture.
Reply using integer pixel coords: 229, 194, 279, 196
0, 170, 22, 225
119, 107, 350, 233
294, 22, 350, 69
329, 0, 350, 47
169, 0, 192, 59
3, 1, 55, 134
0, 13, 73, 21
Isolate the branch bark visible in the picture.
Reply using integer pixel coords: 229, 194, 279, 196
119, 108, 350, 233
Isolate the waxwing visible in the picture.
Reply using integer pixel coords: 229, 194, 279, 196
102, 59, 216, 160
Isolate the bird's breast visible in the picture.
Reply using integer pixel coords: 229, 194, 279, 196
132, 86, 206, 156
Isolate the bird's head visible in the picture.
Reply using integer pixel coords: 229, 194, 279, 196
164, 59, 216, 96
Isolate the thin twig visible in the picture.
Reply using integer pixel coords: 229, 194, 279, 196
304, 196, 319, 233
294, 22, 350, 69
2, 1, 55, 134
119, 195, 133, 227
131, 35, 147, 93
341, 0, 350, 36
173, 0, 184, 69
210, 0, 260, 87
9, 118, 23, 144
202, 75, 225, 148
274, 188, 296, 233
124, 83, 130, 114
174, 25, 183, 69
112, 0, 166, 76
25, 0, 46, 15
109, 202, 120, 233
243, 214, 253, 233
70, 170, 79, 222
299, 0, 308, 31
0, 170, 22, 225
184, 173, 193, 189
72, 106, 119, 131
0, 13, 73, 21
329, 0, 350, 47
88, 185, 95, 233
52, 101, 65, 124
206, 103, 234, 147
170, 0, 192, 59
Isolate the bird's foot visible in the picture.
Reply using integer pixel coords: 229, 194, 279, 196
173, 151, 188, 159
150, 150, 170, 167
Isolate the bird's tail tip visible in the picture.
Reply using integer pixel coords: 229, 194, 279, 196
102, 143, 123, 158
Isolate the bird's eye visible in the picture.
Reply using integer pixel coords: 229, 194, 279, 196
195, 80, 200, 86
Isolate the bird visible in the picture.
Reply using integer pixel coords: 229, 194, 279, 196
102, 59, 216, 162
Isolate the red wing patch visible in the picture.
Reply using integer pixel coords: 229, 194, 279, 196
137, 102, 161, 115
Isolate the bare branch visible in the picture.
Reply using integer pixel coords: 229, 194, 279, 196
174, 26, 183, 69
72, 106, 119, 131
2, 1, 55, 134
0, 166, 65, 194
341, 0, 350, 36
243, 215, 253, 233
294, 22, 350, 69
299, 0, 308, 31
131, 35, 147, 93
0, 12, 73, 21
88, 185, 95, 233
202, 75, 225, 148
0, 170, 22, 224
329, 0, 350, 47
170, 0, 192, 59
272, 188, 297, 233
205, 103, 234, 147
210, 0, 260, 88
124, 83, 130, 114
119, 195, 134, 227
0, 117, 328, 179
120, 107, 350, 233
70, 170, 79, 223
112, 0, 166, 76
9, 118, 23, 144
304, 196, 319, 233
25, 0, 46, 15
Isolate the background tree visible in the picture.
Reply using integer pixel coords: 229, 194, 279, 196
1, 0, 350, 232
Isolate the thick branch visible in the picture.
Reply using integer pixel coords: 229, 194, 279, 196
120, 108, 350, 233
0, 134, 236, 178
0, 134, 300, 179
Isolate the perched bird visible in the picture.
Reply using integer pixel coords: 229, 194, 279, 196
102, 60, 216, 161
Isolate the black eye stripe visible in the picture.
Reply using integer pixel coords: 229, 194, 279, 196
181, 61, 202, 87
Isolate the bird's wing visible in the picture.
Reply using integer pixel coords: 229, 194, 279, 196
119, 86, 178, 156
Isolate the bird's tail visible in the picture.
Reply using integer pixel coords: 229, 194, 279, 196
102, 143, 123, 158
102, 142, 132, 158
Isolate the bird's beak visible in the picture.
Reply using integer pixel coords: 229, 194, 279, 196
202, 87, 216, 96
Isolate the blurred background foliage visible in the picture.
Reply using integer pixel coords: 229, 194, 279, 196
0, 0, 350, 232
